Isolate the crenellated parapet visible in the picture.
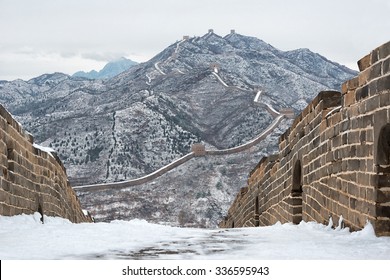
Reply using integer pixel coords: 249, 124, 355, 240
0, 104, 91, 223
220, 41, 390, 236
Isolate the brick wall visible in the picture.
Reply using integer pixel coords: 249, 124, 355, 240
0, 105, 91, 223
220, 41, 390, 236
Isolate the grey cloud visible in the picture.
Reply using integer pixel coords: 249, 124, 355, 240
80, 52, 129, 62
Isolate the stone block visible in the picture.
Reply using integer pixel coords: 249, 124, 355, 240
343, 90, 356, 107
371, 48, 380, 64
316, 91, 342, 109
341, 81, 348, 94
377, 188, 390, 203
358, 53, 371, 71
369, 62, 382, 81
378, 41, 390, 60
349, 197, 357, 209
362, 115, 373, 127
355, 85, 369, 101
366, 187, 375, 202
348, 183, 360, 197
368, 79, 378, 97
376, 204, 390, 217
365, 95, 380, 113
377, 74, 390, 93
374, 219, 390, 236
379, 91, 390, 107
359, 68, 370, 87
2, 203, 11, 215
348, 77, 360, 91
374, 174, 390, 188
383, 57, 390, 75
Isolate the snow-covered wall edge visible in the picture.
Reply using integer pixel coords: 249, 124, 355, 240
0, 105, 92, 223
220, 41, 390, 236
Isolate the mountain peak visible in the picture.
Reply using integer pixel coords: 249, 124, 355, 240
73, 57, 138, 80
28, 72, 69, 85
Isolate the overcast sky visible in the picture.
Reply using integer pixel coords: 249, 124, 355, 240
0, 0, 389, 81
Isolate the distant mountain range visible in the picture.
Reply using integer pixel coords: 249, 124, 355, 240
73, 57, 138, 79
0, 31, 357, 226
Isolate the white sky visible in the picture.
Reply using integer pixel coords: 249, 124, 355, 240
0, 0, 389, 81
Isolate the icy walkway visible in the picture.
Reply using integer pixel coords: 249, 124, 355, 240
1, 214, 389, 260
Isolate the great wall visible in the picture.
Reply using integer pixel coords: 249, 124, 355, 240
0, 104, 91, 223
1, 32, 388, 237
219, 41, 390, 236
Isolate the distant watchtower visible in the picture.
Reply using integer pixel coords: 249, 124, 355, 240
230, 29, 235, 34
208, 29, 214, 33
183, 35, 190, 40
280, 108, 295, 119
210, 63, 220, 71
191, 143, 206, 157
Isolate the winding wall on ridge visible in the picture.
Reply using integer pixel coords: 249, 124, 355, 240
0, 105, 91, 223
73, 113, 288, 191
219, 41, 390, 236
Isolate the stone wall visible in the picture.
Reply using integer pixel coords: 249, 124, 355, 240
220, 41, 390, 236
0, 104, 91, 223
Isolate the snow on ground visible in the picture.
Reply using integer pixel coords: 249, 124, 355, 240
0, 213, 389, 260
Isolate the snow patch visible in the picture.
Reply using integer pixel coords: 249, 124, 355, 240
33, 143, 56, 157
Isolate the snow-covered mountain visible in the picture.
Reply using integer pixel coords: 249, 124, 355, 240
0, 31, 357, 226
73, 57, 138, 79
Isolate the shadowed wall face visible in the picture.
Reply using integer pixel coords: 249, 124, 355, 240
377, 124, 390, 166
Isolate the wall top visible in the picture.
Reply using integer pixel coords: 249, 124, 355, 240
279, 90, 341, 143
0, 103, 34, 144
357, 41, 390, 71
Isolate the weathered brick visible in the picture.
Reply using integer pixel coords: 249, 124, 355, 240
348, 183, 360, 197
369, 62, 382, 81
383, 57, 390, 75
348, 77, 360, 91
380, 91, 390, 107
374, 220, 390, 236
362, 115, 373, 127
377, 74, 390, 93
377, 188, 390, 203
359, 68, 370, 86
371, 48, 380, 64
376, 204, 390, 217
356, 85, 369, 101
341, 81, 348, 94
374, 174, 390, 188
343, 90, 356, 107
378, 41, 390, 60
365, 95, 380, 113
358, 53, 371, 71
